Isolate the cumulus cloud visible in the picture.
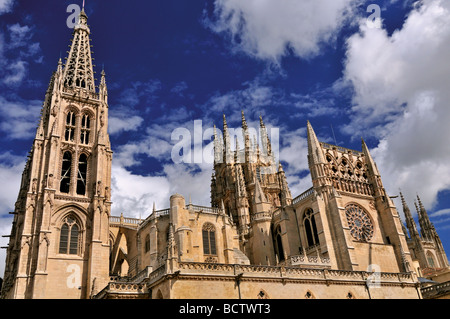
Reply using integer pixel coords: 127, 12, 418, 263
110, 164, 172, 218
205, 0, 360, 62
0, 96, 42, 139
108, 115, 144, 135
341, 0, 450, 210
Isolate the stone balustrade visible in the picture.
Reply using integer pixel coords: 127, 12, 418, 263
141, 261, 415, 286
292, 187, 315, 205
421, 281, 450, 299
186, 204, 222, 214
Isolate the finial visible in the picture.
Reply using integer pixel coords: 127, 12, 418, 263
399, 190, 405, 202
259, 115, 265, 127
241, 110, 248, 130
417, 194, 424, 208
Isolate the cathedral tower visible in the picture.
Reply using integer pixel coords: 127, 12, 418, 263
210, 112, 292, 262
302, 121, 414, 272
1, 9, 112, 299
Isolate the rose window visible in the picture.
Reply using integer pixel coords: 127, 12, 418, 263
345, 204, 374, 242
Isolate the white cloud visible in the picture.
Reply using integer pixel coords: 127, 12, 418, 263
110, 160, 214, 220
0, 22, 42, 87
205, 0, 359, 62
432, 208, 450, 217
7, 23, 32, 49
108, 115, 144, 135
0, 0, 14, 15
341, 0, 450, 209
0, 96, 41, 139
0, 217, 13, 278
2, 60, 27, 85
0, 156, 25, 277
110, 164, 172, 219
279, 127, 308, 175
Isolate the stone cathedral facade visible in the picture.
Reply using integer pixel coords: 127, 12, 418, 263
1, 9, 449, 299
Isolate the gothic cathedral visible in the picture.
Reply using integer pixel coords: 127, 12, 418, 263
1, 9, 448, 299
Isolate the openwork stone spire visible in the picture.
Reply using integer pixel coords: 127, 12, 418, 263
63, 9, 96, 92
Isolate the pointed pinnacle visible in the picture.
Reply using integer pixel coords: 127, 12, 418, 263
414, 200, 420, 213
241, 110, 248, 130
400, 191, 406, 204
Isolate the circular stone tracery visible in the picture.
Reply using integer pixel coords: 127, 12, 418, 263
345, 204, 374, 242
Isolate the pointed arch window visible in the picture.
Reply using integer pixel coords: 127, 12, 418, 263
427, 251, 436, 267
145, 234, 150, 253
80, 114, 91, 144
65, 111, 76, 142
60, 151, 72, 193
304, 208, 320, 248
202, 223, 217, 255
76, 154, 88, 195
59, 215, 80, 255
274, 225, 285, 262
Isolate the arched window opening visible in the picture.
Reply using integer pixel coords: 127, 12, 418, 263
305, 219, 314, 247
80, 114, 91, 144
303, 208, 320, 248
59, 215, 80, 255
202, 223, 217, 255
76, 154, 88, 195
427, 252, 436, 268
60, 151, 72, 193
274, 225, 285, 262
65, 111, 76, 142
276, 234, 284, 261
145, 234, 150, 253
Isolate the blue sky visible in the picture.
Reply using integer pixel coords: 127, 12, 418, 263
1, 0, 449, 275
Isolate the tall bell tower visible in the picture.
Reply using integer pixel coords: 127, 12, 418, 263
1, 8, 112, 299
